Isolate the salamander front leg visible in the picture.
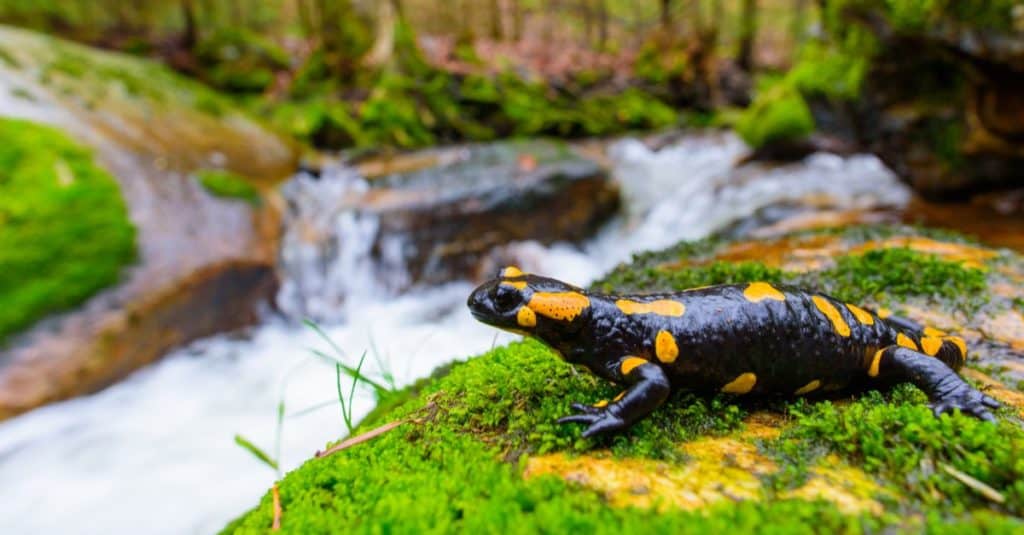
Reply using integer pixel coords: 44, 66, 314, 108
557, 357, 670, 437
870, 346, 1000, 421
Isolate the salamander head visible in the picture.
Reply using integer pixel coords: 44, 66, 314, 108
467, 266, 591, 337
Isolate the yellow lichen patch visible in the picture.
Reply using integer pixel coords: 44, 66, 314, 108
655, 330, 679, 363
742, 282, 786, 303
524, 418, 884, 515
527, 291, 590, 322
812, 296, 851, 337
501, 280, 527, 290
782, 455, 887, 515
845, 304, 874, 326
516, 306, 536, 328
500, 266, 524, 278
620, 357, 648, 376
921, 336, 943, 356
794, 380, 821, 395
721, 373, 757, 394
897, 333, 918, 351
615, 299, 686, 317
523, 442, 771, 511
961, 369, 1024, 416
868, 348, 885, 378
923, 326, 948, 337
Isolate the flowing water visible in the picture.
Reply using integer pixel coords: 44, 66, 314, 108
0, 132, 911, 534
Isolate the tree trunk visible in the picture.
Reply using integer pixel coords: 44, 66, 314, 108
181, 0, 197, 51
660, 0, 672, 33
791, 0, 807, 46
489, 0, 503, 40
737, 0, 758, 71
512, 0, 524, 41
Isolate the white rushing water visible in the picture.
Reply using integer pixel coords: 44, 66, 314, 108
0, 132, 911, 534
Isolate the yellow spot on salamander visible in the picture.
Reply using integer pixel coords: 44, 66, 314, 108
593, 399, 608, 408
620, 357, 648, 376
516, 306, 536, 327
655, 330, 679, 363
794, 380, 821, 395
877, 307, 892, 319
923, 326, 948, 337
722, 373, 757, 394
615, 299, 685, 317
528, 291, 590, 322
921, 336, 943, 356
743, 282, 786, 303
613, 391, 626, 402
946, 336, 967, 357
868, 348, 885, 377
845, 304, 874, 326
897, 333, 917, 351
501, 266, 524, 278
501, 280, 527, 290
812, 296, 851, 337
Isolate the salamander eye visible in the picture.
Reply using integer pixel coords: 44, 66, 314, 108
493, 283, 520, 311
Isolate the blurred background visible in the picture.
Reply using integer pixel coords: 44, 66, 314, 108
0, 0, 1022, 533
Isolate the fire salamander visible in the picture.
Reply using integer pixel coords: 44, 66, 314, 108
467, 267, 999, 437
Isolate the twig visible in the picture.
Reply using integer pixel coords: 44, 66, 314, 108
271, 484, 282, 531
315, 420, 405, 459
940, 463, 1005, 504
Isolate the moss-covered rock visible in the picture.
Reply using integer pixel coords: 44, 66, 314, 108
226, 225, 1024, 533
0, 118, 136, 344
0, 26, 294, 420
739, 1, 1024, 198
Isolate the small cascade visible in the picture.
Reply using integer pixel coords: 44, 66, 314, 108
276, 165, 403, 322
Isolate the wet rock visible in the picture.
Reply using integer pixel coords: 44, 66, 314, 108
818, 8, 1024, 199
0, 27, 297, 420
277, 140, 618, 320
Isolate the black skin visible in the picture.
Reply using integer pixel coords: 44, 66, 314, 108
467, 269, 1000, 438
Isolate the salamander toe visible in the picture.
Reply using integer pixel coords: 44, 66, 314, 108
930, 386, 1000, 422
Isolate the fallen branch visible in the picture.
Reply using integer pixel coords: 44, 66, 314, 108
940, 463, 1005, 504
271, 484, 282, 531
315, 420, 405, 459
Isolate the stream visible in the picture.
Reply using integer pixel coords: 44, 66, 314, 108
0, 132, 910, 534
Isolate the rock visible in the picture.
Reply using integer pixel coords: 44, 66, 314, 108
276, 140, 619, 320
826, 6, 1024, 198
0, 27, 298, 420
226, 225, 1024, 532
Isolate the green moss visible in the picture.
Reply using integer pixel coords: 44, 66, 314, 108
735, 84, 815, 148
0, 118, 136, 344
796, 247, 988, 309
195, 169, 261, 204
768, 385, 1024, 515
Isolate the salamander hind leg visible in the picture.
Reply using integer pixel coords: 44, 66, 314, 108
558, 357, 670, 438
869, 346, 1000, 421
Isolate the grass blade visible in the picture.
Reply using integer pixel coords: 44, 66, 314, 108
234, 434, 278, 470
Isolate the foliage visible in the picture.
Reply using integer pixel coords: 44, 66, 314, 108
0, 118, 136, 344
735, 84, 814, 148
195, 169, 261, 204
